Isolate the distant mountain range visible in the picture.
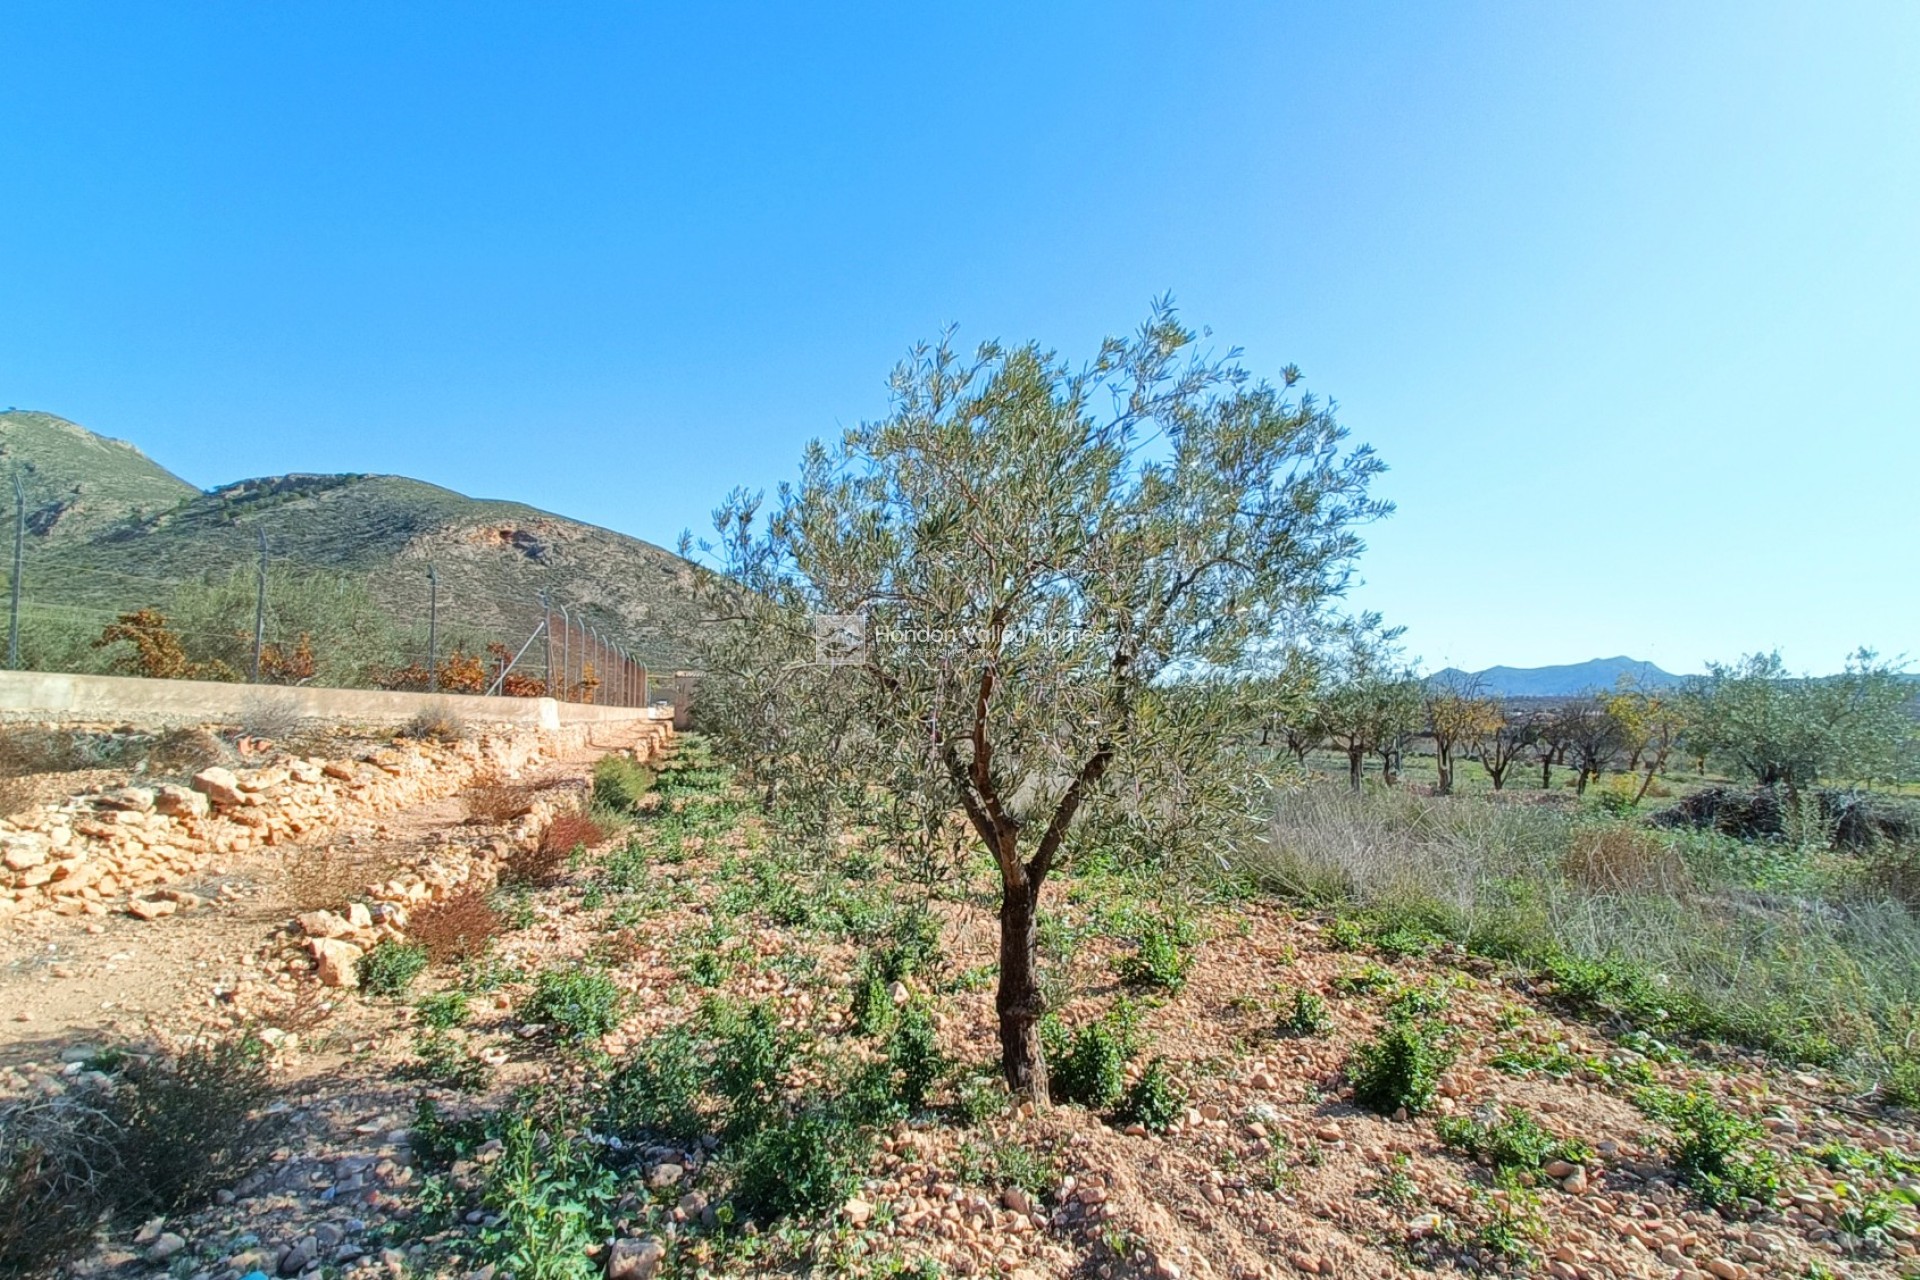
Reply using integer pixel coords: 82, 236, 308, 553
1428, 656, 1685, 698
0, 409, 709, 667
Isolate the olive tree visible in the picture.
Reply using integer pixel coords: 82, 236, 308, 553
1681, 650, 1916, 790
1313, 614, 1417, 790
1425, 675, 1500, 795
708, 306, 1387, 1098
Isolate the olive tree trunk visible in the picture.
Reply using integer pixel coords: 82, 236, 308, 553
996, 877, 1047, 1098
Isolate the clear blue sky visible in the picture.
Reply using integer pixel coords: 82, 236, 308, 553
4, 2, 1915, 674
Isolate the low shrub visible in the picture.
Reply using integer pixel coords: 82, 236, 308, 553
416, 990, 471, 1029
1348, 1020, 1453, 1117
1278, 988, 1332, 1037
103, 1039, 283, 1215
477, 1108, 615, 1280
543, 814, 608, 857
597, 1025, 709, 1143
522, 966, 625, 1043
1636, 1088, 1781, 1215
408, 888, 504, 964
358, 940, 429, 997
0, 1093, 119, 1279
1115, 915, 1196, 993
1045, 1006, 1137, 1110
592, 754, 655, 814
887, 1005, 944, 1113
464, 777, 535, 825
400, 703, 467, 743
712, 1000, 799, 1138
727, 1102, 869, 1222
1116, 1057, 1184, 1132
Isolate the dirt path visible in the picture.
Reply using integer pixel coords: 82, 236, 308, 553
0, 721, 646, 1070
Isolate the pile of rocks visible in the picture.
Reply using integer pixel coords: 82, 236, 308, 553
0, 719, 670, 924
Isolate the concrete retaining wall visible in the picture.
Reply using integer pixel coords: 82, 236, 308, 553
0, 670, 667, 733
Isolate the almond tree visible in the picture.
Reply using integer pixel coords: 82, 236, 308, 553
1425, 676, 1499, 795
706, 305, 1387, 1098
1470, 704, 1529, 790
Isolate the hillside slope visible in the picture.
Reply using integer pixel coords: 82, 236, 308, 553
1, 410, 708, 667
1430, 656, 1683, 698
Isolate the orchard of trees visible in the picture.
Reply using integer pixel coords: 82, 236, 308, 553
1254, 640, 1915, 799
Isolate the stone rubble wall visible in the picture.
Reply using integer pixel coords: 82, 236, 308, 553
0, 714, 675, 925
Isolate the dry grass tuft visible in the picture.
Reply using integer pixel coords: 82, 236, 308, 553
1562, 825, 1691, 894
464, 774, 535, 825
285, 851, 404, 914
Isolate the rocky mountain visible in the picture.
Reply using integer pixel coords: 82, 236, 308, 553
0, 410, 709, 669
1428, 656, 1684, 698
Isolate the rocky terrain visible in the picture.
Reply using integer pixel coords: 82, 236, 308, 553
1, 729, 1915, 1280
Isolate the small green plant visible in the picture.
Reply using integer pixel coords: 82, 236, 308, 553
1436, 1106, 1589, 1174
1880, 1055, 1920, 1108
1331, 962, 1396, 996
1386, 978, 1451, 1020
956, 1070, 1010, 1125
523, 965, 625, 1042
711, 999, 799, 1138
1833, 1184, 1905, 1255
477, 1108, 615, 1280
955, 1137, 1060, 1204
1115, 1058, 1184, 1133
415, 989, 471, 1030
1044, 1006, 1137, 1109
1348, 1020, 1453, 1116
1472, 1175, 1545, 1266
411, 1030, 494, 1091
850, 964, 898, 1037
887, 1006, 944, 1113
1326, 917, 1365, 950
1373, 1153, 1421, 1207
358, 940, 429, 997
1636, 1088, 1781, 1215
1115, 915, 1195, 993
1278, 988, 1332, 1036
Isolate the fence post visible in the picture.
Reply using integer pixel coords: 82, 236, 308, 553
7, 471, 22, 670
541, 592, 553, 697
250, 526, 268, 682
558, 605, 572, 702
426, 563, 439, 692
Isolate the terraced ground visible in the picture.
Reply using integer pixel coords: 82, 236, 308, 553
7, 735, 1916, 1280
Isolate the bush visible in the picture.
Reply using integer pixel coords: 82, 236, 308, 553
104, 1039, 282, 1215
712, 1000, 798, 1138
0, 1093, 119, 1279
598, 1025, 709, 1143
408, 888, 504, 963
358, 940, 429, 997
1044, 1009, 1135, 1110
1637, 1088, 1781, 1215
592, 754, 656, 814
1115, 915, 1195, 993
1279, 988, 1331, 1036
1348, 1020, 1453, 1117
465, 777, 535, 824
400, 703, 467, 743
850, 964, 898, 1038
727, 1103, 868, 1222
477, 1108, 615, 1280
887, 1005, 944, 1113
1116, 1057, 1184, 1132
523, 966, 625, 1043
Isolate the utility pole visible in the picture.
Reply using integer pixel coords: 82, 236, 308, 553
7, 471, 22, 670
426, 564, 440, 692
250, 527, 268, 682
